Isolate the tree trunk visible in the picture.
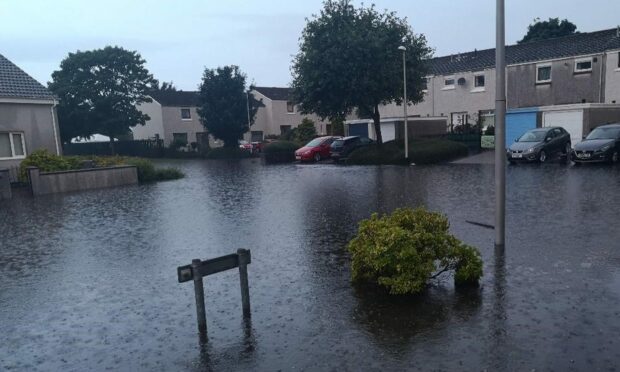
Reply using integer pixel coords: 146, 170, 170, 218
109, 136, 115, 155
372, 104, 383, 146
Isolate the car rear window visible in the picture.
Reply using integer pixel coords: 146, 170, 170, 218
332, 140, 344, 147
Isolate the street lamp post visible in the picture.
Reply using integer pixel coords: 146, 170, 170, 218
398, 45, 408, 160
495, 0, 506, 250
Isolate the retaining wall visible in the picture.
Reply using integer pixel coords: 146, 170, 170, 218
27, 166, 138, 196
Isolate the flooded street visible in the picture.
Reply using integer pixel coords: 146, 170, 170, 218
1, 159, 620, 371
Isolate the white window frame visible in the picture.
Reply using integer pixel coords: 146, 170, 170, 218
536, 63, 552, 84
422, 76, 431, 94
286, 101, 295, 114
0, 132, 27, 160
180, 108, 192, 121
574, 57, 593, 73
442, 75, 455, 90
471, 73, 486, 93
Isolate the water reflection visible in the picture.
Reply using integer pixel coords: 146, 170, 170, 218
194, 318, 256, 372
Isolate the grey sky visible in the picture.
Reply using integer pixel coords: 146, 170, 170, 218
1, 0, 619, 91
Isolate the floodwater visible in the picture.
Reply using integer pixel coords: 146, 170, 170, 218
1, 159, 620, 371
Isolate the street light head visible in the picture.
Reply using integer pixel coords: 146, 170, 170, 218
398, 46, 406, 51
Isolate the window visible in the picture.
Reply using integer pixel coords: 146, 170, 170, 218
250, 131, 263, 142
280, 125, 292, 135
443, 76, 455, 89
479, 110, 495, 130
574, 58, 593, 73
474, 74, 485, 88
422, 77, 430, 93
286, 101, 295, 113
0, 132, 26, 159
181, 108, 191, 120
450, 112, 468, 132
536, 64, 552, 83
172, 132, 188, 146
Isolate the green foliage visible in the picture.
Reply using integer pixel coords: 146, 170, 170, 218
197, 66, 261, 147
263, 141, 299, 163
348, 208, 483, 295
330, 117, 345, 136
346, 139, 468, 165
49, 46, 157, 143
19, 150, 183, 183
518, 18, 578, 44
205, 147, 252, 159
292, 1, 432, 144
280, 127, 298, 142
295, 118, 317, 143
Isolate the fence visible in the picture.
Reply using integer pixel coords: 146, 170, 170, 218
63, 139, 165, 158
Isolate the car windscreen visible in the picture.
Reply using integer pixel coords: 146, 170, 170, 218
517, 130, 547, 142
305, 138, 323, 147
586, 127, 620, 140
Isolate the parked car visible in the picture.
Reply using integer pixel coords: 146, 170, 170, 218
571, 123, 620, 164
251, 141, 264, 153
330, 136, 374, 161
506, 127, 571, 164
295, 136, 339, 162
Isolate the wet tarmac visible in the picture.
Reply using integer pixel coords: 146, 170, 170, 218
1, 159, 620, 371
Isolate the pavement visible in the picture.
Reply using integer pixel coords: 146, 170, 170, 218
451, 150, 495, 164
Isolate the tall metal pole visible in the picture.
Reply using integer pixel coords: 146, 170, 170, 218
399, 46, 409, 160
246, 91, 252, 141
495, 0, 506, 250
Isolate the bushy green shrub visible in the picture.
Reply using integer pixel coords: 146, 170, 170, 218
19, 149, 72, 180
123, 157, 184, 182
205, 147, 252, 159
347, 139, 468, 165
263, 141, 300, 163
348, 207, 483, 295
295, 118, 317, 143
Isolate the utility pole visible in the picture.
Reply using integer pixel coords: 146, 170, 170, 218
398, 45, 409, 160
495, 0, 506, 250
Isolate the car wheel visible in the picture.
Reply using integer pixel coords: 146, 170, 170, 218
314, 152, 321, 162
611, 151, 619, 164
561, 143, 571, 163
539, 150, 547, 163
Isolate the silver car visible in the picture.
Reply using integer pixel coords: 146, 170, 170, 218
506, 127, 571, 164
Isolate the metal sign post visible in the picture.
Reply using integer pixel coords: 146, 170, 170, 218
178, 249, 252, 340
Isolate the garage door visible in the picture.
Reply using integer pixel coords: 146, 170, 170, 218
348, 123, 369, 138
542, 110, 583, 145
506, 111, 537, 146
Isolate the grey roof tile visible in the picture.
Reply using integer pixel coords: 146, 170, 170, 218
149, 90, 199, 106
430, 28, 620, 76
0, 53, 55, 100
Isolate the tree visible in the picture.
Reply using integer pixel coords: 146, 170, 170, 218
197, 66, 261, 147
49, 46, 157, 145
295, 118, 317, 143
156, 81, 178, 91
518, 18, 578, 44
292, 0, 432, 145
330, 117, 345, 136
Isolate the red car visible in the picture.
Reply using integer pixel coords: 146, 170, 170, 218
295, 136, 339, 162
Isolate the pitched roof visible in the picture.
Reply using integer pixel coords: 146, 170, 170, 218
0, 53, 55, 100
253, 86, 293, 101
149, 90, 199, 106
430, 28, 620, 76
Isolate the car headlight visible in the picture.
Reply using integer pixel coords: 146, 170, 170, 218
599, 144, 612, 152
525, 147, 536, 153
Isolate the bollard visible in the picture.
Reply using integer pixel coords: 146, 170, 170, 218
191, 259, 207, 336
237, 249, 251, 318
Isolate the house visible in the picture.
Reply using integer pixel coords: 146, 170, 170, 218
348, 27, 620, 144
0, 53, 61, 168
248, 87, 330, 141
134, 90, 219, 148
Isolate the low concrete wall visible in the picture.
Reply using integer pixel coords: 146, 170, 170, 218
0, 168, 11, 200
27, 166, 138, 196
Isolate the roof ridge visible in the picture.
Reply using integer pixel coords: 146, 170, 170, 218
0, 52, 55, 100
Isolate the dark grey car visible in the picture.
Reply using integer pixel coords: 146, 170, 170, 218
507, 127, 571, 164
571, 123, 620, 164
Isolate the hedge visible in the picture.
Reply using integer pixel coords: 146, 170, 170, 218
346, 139, 468, 165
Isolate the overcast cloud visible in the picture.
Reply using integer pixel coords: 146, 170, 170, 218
1, 0, 619, 90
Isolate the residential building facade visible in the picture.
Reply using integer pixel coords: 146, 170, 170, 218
134, 91, 219, 147
248, 87, 330, 141
0, 53, 61, 168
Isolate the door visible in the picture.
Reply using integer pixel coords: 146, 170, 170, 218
348, 123, 369, 138
542, 110, 583, 145
506, 111, 537, 146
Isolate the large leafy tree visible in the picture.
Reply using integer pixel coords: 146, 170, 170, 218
197, 66, 261, 147
292, 0, 432, 145
49, 46, 157, 144
518, 18, 578, 44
